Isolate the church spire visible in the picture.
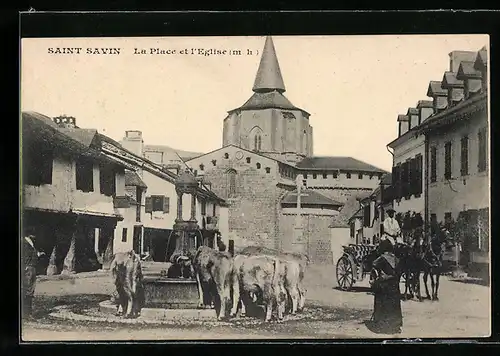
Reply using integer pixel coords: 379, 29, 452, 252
252, 36, 286, 93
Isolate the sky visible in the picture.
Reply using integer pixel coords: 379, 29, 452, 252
21, 35, 488, 172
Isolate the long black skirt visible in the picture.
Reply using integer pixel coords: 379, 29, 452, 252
371, 278, 403, 334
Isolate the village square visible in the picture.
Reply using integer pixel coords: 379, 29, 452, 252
21, 36, 490, 340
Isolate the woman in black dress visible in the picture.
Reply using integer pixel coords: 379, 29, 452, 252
369, 239, 403, 334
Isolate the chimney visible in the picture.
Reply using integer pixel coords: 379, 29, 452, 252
449, 50, 478, 73
406, 108, 419, 130
457, 60, 483, 100
416, 100, 434, 123
426, 81, 448, 114
397, 115, 409, 137
441, 71, 465, 108
120, 130, 144, 157
53, 115, 77, 129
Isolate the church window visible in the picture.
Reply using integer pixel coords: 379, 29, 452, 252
358, 173, 363, 179
199, 164, 204, 171
256, 163, 261, 169
323, 173, 328, 179
226, 168, 237, 198
346, 172, 351, 179
312, 174, 317, 179
224, 153, 229, 159
212, 159, 217, 166
282, 112, 296, 120
265, 167, 271, 174
258, 136, 262, 151
246, 157, 251, 163
332, 171, 338, 179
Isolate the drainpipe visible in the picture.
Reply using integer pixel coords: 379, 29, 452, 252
424, 133, 430, 244
386, 145, 394, 157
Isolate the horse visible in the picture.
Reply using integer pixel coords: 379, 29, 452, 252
393, 240, 422, 301
421, 226, 450, 301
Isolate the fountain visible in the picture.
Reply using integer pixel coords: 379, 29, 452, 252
100, 169, 217, 320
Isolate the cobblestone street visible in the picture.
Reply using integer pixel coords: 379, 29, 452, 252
22, 265, 490, 341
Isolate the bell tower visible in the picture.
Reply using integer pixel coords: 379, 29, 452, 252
222, 36, 313, 164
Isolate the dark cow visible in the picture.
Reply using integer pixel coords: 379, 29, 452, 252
233, 254, 286, 322
193, 246, 239, 320
110, 251, 145, 318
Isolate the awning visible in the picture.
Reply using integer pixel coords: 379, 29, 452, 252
70, 209, 123, 221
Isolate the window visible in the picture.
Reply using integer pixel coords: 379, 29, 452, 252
24, 146, 53, 186
256, 163, 261, 169
303, 173, 308, 179
460, 136, 469, 176
444, 212, 452, 229
265, 167, 271, 174
224, 153, 229, 159
75, 159, 94, 192
358, 173, 363, 180
369, 174, 373, 180
99, 164, 116, 197
346, 172, 351, 179
444, 141, 452, 180
145, 195, 170, 213
430, 146, 437, 183
228, 170, 237, 197
199, 164, 204, 171
211, 159, 217, 166
246, 157, 251, 163
213, 204, 216, 216
415, 155, 423, 196
323, 173, 327, 179
332, 171, 338, 179
401, 161, 409, 198
363, 205, 371, 227
254, 135, 262, 151
201, 200, 207, 215
122, 228, 128, 242
478, 128, 487, 172
136, 189, 142, 222
312, 174, 317, 179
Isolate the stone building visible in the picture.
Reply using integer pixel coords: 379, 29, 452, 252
182, 36, 388, 263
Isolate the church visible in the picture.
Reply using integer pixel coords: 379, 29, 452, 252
124, 36, 388, 264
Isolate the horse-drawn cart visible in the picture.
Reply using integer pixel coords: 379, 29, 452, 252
336, 244, 379, 291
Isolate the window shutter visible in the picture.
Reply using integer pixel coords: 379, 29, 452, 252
162, 196, 170, 213
145, 197, 153, 213
363, 205, 371, 227
416, 155, 423, 195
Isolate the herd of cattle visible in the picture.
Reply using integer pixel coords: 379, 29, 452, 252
110, 246, 310, 322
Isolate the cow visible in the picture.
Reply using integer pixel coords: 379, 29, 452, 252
110, 250, 145, 318
238, 246, 308, 313
233, 254, 286, 322
192, 246, 239, 321
276, 258, 303, 315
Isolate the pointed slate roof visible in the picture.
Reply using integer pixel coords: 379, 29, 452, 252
417, 100, 433, 109
252, 36, 286, 93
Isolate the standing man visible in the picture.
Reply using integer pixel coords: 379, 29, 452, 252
22, 227, 45, 319
382, 209, 401, 245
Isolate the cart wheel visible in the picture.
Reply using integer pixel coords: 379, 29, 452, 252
336, 256, 354, 290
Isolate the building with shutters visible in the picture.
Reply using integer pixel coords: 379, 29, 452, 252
22, 112, 129, 275
416, 47, 489, 279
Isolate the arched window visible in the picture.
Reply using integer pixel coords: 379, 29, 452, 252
246, 157, 251, 163
249, 126, 264, 152
199, 164, 204, 171
265, 167, 271, 174
256, 163, 261, 169
224, 153, 229, 159
225, 168, 237, 198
